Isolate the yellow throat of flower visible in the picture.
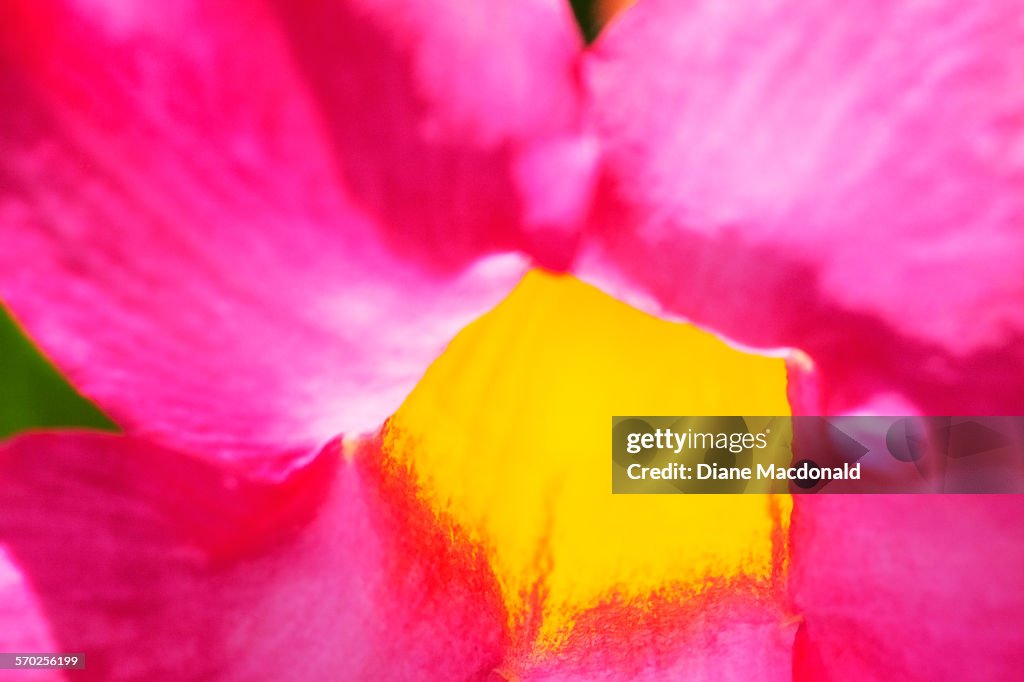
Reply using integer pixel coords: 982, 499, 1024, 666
386, 270, 792, 650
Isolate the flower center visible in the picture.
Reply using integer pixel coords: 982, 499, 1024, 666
385, 270, 792, 652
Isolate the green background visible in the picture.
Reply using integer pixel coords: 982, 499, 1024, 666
0, 310, 115, 438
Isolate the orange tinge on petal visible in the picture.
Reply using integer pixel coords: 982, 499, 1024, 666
385, 271, 794, 673
596, 0, 638, 30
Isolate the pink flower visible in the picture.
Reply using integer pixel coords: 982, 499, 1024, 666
1, 0, 1022, 680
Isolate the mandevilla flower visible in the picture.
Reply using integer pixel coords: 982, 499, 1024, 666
1, 0, 1022, 680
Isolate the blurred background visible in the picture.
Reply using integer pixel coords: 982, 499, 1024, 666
0, 309, 114, 438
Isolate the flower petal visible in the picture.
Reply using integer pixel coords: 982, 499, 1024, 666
785, 387, 1024, 678
513, 587, 792, 681
790, 495, 1024, 681
0, 432, 507, 680
387, 271, 793, 677
0, 0, 591, 474
269, 0, 596, 269
577, 0, 1024, 414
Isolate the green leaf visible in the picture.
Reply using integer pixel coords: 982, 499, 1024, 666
0, 307, 116, 438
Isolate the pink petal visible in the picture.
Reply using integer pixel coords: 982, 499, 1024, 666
577, 0, 1024, 414
784, 374, 1024, 677
0, 432, 507, 680
511, 584, 793, 681
790, 495, 1024, 681
0, 0, 592, 474
270, 0, 597, 269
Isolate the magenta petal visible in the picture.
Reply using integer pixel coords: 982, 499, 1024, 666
790, 496, 1024, 681
0, 0, 590, 474
0, 432, 507, 680
269, 0, 594, 270
578, 0, 1024, 414
514, 587, 793, 681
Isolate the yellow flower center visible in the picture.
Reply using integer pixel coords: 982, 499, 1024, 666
386, 270, 791, 650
